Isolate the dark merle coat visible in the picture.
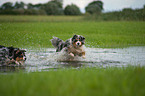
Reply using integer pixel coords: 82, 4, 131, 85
51, 35, 85, 52
51, 35, 86, 58
51, 37, 71, 52
0, 45, 26, 65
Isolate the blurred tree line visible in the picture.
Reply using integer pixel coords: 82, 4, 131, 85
103, 7, 145, 21
0, 0, 144, 21
85, 4, 145, 21
0, 0, 81, 15
84, 1, 145, 21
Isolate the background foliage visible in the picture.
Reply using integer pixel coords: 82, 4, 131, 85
85, 0, 103, 15
0, 0, 144, 21
64, 4, 81, 15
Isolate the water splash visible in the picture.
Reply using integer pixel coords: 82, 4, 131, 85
23, 46, 145, 72
1, 46, 144, 72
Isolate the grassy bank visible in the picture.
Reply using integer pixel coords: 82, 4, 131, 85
0, 16, 145, 48
0, 15, 83, 22
0, 66, 145, 96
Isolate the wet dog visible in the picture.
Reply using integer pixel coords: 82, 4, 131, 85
51, 35, 85, 59
0, 45, 26, 66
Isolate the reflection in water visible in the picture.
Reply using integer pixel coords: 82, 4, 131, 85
0, 46, 145, 72
0, 66, 25, 72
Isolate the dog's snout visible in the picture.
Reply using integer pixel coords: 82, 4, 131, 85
76, 41, 81, 46
77, 43, 80, 45
23, 57, 26, 61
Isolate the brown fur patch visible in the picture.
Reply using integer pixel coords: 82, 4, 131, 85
16, 57, 23, 61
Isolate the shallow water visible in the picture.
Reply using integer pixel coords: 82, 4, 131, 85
0, 46, 145, 72
25, 46, 145, 72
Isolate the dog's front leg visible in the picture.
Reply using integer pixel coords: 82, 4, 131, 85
82, 52, 86, 59
69, 52, 74, 57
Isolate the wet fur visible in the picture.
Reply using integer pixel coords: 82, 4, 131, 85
51, 35, 85, 58
0, 45, 26, 66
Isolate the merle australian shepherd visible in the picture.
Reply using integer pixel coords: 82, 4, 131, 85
51, 35, 85, 59
0, 45, 26, 66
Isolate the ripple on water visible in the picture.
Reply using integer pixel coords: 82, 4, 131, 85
0, 46, 145, 72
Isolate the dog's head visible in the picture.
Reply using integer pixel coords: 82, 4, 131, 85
7, 47, 26, 65
13, 49, 26, 62
72, 35, 85, 48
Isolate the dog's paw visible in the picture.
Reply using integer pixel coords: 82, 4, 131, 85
69, 53, 74, 57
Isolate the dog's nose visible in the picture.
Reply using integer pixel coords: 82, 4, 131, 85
77, 43, 80, 45
23, 57, 26, 61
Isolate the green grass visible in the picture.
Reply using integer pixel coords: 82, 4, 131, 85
0, 66, 145, 96
0, 16, 145, 48
0, 16, 145, 96
0, 15, 83, 22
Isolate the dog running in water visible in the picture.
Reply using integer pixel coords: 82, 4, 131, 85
51, 35, 85, 59
0, 45, 26, 66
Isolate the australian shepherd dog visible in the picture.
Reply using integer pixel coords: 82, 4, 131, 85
51, 35, 85, 59
0, 45, 26, 66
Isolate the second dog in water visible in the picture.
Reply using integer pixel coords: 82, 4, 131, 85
0, 45, 26, 66
51, 35, 86, 59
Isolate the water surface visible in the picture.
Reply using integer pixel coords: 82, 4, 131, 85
26, 46, 145, 72
0, 46, 145, 72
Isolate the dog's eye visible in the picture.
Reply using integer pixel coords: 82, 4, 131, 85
18, 54, 24, 57
75, 40, 78, 42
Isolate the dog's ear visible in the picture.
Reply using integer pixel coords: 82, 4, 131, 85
15, 49, 20, 54
72, 35, 77, 39
80, 36, 85, 41
80, 36, 85, 44
82, 36, 85, 40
